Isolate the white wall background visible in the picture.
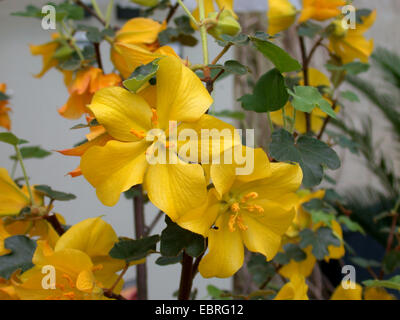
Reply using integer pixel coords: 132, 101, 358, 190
0, 0, 398, 299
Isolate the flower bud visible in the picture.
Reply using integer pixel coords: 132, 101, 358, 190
206, 10, 241, 40
329, 19, 348, 38
130, 0, 159, 7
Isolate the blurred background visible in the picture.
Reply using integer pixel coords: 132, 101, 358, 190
0, 0, 399, 299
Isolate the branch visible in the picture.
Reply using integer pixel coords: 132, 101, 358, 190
74, 0, 106, 26
299, 36, 311, 133
178, 251, 194, 300
144, 210, 163, 236
44, 213, 65, 236
166, 2, 180, 24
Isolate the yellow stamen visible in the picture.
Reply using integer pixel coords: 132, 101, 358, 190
56, 283, 65, 291
63, 292, 76, 300
62, 274, 75, 288
228, 214, 237, 232
92, 264, 103, 272
244, 204, 264, 213
151, 108, 158, 126
236, 216, 248, 231
230, 202, 240, 213
241, 192, 259, 203
130, 128, 146, 139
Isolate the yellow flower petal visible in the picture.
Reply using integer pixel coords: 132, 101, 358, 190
144, 160, 207, 221
88, 86, 153, 142
81, 140, 149, 206
199, 213, 244, 278
156, 57, 213, 129
274, 274, 309, 300
331, 282, 362, 300
267, 0, 297, 36
0, 168, 30, 216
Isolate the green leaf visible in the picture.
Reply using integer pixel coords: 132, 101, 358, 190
341, 90, 360, 102
0, 91, 10, 101
10, 146, 51, 161
158, 16, 198, 47
53, 45, 75, 60
239, 68, 288, 112
350, 257, 380, 269
299, 227, 341, 260
210, 109, 245, 120
288, 86, 336, 118
34, 185, 76, 201
217, 34, 249, 47
326, 131, 360, 154
109, 235, 160, 262
0, 235, 36, 280
363, 275, 400, 291
77, 25, 103, 43
326, 62, 370, 75
269, 129, 341, 187
223, 60, 249, 75
207, 285, 231, 300
123, 58, 160, 93
160, 217, 205, 258
247, 254, 276, 285
11, 5, 42, 19
382, 251, 400, 274
338, 216, 365, 235
356, 9, 372, 24
155, 254, 182, 266
55, 2, 84, 21
250, 37, 301, 73
0, 132, 28, 146
303, 198, 336, 226
274, 243, 307, 265
297, 21, 323, 38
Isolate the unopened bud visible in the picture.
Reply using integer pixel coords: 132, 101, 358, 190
206, 10, 241, 40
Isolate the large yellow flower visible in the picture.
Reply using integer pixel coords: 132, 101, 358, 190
330, 282, 362, 300
178, 150, 302, 278
329, 10, 376, 63
0, 83, 11, 131
12, 217, 132, 300
270, 68, 338, 134
111, 17, 179, 79
274, 274, 309, 300
58, 67, 121, 120
0, 278, 18, 300
267, 0, 298, 36
80, 56, 214, 219
299, 0, 345, 23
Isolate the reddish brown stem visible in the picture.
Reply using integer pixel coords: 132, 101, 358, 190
178, 251, 194, 300
94, 42, 103, 71
74, 0, 106, 26
44, 213, 65, 236
299, 36, 311, 133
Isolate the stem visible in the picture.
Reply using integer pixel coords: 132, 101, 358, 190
105, 0, 114, 28
166, 2, 179, 24
317, 101, 337, 140
71, 39, 85, 61
267, 112, 274, 134
290, 109, 297, 134
144, 210, 163, 237
14, 146, 34, 205
108, 263, 129, 294
198, 0, 209, 66
91, 0, 104, 20
178, 251, 194, 300
299, 36, 311, 133
10, 160, 17, 179
44, 214, 65, 236
282, 106, 288, 130
211, 44, 232, 65
177, 0, 199, 26
94, 42, 103, 70
133, 184, 148, 300
74, 0, 106, 26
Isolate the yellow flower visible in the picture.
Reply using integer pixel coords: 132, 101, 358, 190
0, 278, 18, 300
279, 245, 316, 279
330, 282, 362, 300
80, 56, 213, 219
274, 274, 309, 300
179, 151, 302, 278
110, 17, 180, 79
193, 0, 236, 21
0, 168, 35, 216
364, 287, 395, 300
29, 34, 61, 78
12, 217, 131, 300
270, 68, 338, 134
267, 0, 297, 36
58, 67, 121, 120
299, 0, 345, 23
329, 10, 376, 63
0, 83, 11, 131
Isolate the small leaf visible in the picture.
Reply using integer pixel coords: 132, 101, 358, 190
0, 235, 36, 279
10, 146, 51, 160
250, 37, 301, 73
210, 110, 245, 120
109, 235, 160, 262
155, 254, 182, 266
338, 216, 365, 235
223, 60, 249, 75
326, 62, 370, 75
382, 251, 400, 274
288, 86, 336, 118
239, 68, 288, 112
0, 132, 28, 146
340, 90, 360, 102
160, 217, 205, 258
350, 257, 380, 269
217, 34, 249, 47
248, 254, 276, 285
299, 227, 341, 260
363, 275, 400, 291
207, 285, 231, 300
303, 198, 336, 226
269, 129, 341, 187
34, 185, 76, 201
123, 58, 161, 93
297, 21, 323, 38
274, 243, 307, 265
